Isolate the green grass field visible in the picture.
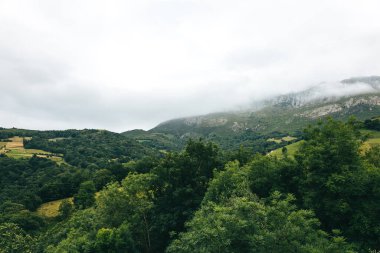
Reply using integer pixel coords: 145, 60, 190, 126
361, 129, 380, 138
0, 136, 64, 163
267, 138, 282, 143
36, 197, 73, 218
37, 192, 100, 218
282, 136, 298, 142
48, 137, 68, 142
267, 136, 297, 144
269, 130, 380, 158
268, 140, 304, 158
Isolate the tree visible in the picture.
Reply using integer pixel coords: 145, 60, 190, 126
0, 223, 35, 253
41, 209, 100, 252
58, 199, 73, 220
93, 169, 115, 190
295, 119, 362, 227
95, 222, 137, 253
167, 193, 354, 253
0, 202, 45, 232
364, 145, 380, 168
281, 146, 288, 157
295, 118, 380, 249
150, 139, 222, 251
73, 181, 96, 209
202, 161, 252, 204
97, 173, 156, 252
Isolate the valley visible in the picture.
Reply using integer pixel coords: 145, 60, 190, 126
1, 76, 380, 252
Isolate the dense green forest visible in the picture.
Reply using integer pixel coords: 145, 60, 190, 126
1, 118, 380, 252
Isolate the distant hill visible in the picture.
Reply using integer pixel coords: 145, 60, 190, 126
123, 76, 380, 150
0, 128, 160, 167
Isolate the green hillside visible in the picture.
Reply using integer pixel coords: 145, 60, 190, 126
0, 128, 160, 168
2, 79, 380, 252
268, 140, 304, 158
121, 129, 183, 151
0, 136, 64, 163
147, 93, 380, 151
2, 118, 380, 252
269, 129, 380, 158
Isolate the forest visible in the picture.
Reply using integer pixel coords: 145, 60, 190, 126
0, 118, 380, 252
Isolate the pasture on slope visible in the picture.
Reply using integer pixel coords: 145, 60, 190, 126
269, 129, 380, 158
267, 136, 297, 144
36, 198, 74, 218
36, 192, 101, 218
268, 141, 304, 158
0, 136, 64, 163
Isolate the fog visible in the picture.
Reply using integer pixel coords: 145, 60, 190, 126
0, 0, 380, 132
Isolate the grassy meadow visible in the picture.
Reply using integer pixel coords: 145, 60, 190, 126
267, 136, 297, 144
36, 198, 73, 218
0, 136, 64, 163
268, 140, 304, 158
269, 129, 380, 158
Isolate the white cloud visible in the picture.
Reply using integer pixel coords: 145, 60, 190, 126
0, 0, 379, 131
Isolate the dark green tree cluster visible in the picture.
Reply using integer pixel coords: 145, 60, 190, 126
37, 140, 223, 252
24, 129, 157, 168
295, 119, 380, 249
364, 118, 380, 131
0, 156, 84, 210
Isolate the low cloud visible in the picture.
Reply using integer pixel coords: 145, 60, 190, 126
0, 0, 380, 132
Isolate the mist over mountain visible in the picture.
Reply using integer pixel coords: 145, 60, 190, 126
153, 75, 380, 126
267, 76, 380, 108
122, 75, 380, 150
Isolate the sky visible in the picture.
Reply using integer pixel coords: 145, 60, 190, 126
0, 0, 380, 132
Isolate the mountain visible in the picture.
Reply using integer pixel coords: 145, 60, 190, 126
123, 76, 380, 151
267, 75, 380, 108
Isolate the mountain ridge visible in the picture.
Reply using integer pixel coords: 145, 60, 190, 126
122, 76, 380, 150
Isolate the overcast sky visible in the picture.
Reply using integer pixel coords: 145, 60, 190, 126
1, 0, 380, 132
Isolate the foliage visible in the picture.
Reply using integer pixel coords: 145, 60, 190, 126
167, 193, 355, 253
23, 129, 157, 168
150, 139, 223, 251
73, 181, 96, 209
364, 145, 380, 167
58, 199, 73, 220
1, 118, 380, 252
294, 119, 380, 249
94, 222, 137, 253
0, 156, 85, 210
0, 223, 36, 253
97, 173, 156, 252
40, 208, 100, 252
364, 118, 380, 131
93, 169, 116, 190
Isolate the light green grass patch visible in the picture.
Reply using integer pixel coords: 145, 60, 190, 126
269, 132, 380, 158
282, 136, 297, 142
267, 136, 297, 144
267, 138, 282, 144
3, 136, 64, 163
366, 138, 380, 145
361, 137, 380, 153
36, 198, 73, 218
48, 137, 67, 142
359, 130, 380, 153
360, 129, 380, 138
268, 141, 304, 158
37, 192, 100, 218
